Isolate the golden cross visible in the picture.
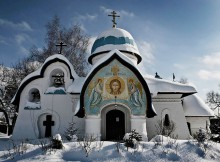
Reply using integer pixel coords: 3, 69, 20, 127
111, 65, 119, 75
108, 11, 120, 28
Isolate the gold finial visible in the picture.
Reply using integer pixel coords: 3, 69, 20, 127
111, 64, 119, 75
108, 11, 120, 28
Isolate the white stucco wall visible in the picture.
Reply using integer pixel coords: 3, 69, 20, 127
12, 62, 83, 140
85, 115, 101, 140
146, 94, 191, 140
131, 115, 148, 141
186, 117, 210, 135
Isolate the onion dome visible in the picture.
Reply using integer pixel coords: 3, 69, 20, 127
88, 28, 142, 65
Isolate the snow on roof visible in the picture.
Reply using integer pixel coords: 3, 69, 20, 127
91, 28, 140, 55
92, 44, 139, 56
68, 49, 137, 94
18, 54, 78, 88
89, 49, 138, 79
144, 76, 197, 96
24, 101, 41, 110
97, 28, 134, 38
183, 94, 214, 116
11, 54, 79, 104
68, 50, 197, 96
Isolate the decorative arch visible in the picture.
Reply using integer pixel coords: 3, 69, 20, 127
12, 57, 77, 110
76, 52, 157, 118
37, 109, 60, 138
100, 104, 131, 140
161, 108, 171, 121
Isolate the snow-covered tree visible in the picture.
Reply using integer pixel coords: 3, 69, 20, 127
123, 129, 142, 149
206, 90, 220, 117
64, 122, 78, 141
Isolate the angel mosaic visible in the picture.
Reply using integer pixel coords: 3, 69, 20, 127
128, 79, 143, 107
89, 79, 103, 107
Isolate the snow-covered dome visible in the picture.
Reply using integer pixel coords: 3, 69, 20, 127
88, 28, 142, 65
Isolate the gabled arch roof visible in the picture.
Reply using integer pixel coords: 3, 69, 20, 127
11, 54, 78, 108
75, 49, 157, 118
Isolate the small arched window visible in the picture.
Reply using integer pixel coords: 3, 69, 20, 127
29, 88, 40, 102
50, 69, 65, 87
163, 114, 170, 126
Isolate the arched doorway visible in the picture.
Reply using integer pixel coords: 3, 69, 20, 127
101, 104, 131, 140
106, 109, 125, 140
38, 114, 55, 138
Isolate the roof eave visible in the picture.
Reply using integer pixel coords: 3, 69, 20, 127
88, 50, 142, 64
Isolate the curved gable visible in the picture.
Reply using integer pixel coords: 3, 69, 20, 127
12, 57, 76, 108
76, 53, 157, 118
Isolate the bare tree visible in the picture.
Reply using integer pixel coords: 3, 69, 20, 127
179, 77, 188, 84
30, 15, 89, 76
206, 90, 220, 117
0, 15, 90, 130
155, 119, 176, 137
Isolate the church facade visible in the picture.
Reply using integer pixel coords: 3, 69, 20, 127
11, 25, 214, 141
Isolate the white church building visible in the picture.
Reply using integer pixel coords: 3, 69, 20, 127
11, 16, 214, 141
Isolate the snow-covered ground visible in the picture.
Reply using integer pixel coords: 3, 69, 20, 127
0, 134, 220, 162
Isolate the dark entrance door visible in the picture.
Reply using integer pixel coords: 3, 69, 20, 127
106, 110, 125, 141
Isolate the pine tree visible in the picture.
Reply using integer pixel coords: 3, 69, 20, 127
124, 129, 142, 149
64, 122, 78, 141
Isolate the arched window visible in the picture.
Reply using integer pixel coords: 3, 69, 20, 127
163, 114, 170, 126
29, 88, 40, 102
50, 69, 65, 87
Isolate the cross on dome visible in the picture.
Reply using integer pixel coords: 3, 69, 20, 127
56, 41, 67, 54
108, 11, 120, 28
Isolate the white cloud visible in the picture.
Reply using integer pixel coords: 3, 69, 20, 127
198, 70, 220, 80
15, 34, 26, 44
72, 13, 97, 32
137, 41, 154, 63
100, 6, 112, 14
20, 46, 29, 55
77, 14, 97, 21
15, 34, 33, 45
136, 41, 154, 75
0, 18, 32, 31
200, 52, 220, 68
0, 40, 6, 44
173, 63, 185, 70
119, 10, 135, 18
100, 6, 134, 18
15, 34, 33, 55
0, 35, 10, 45
74, 13, 97, 25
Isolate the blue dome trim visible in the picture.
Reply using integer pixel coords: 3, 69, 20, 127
91, 36, 135, 53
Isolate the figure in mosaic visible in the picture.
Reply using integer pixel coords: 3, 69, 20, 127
109, 79, 122, 95
128, 79, 142, 107
89, 79, 103, 106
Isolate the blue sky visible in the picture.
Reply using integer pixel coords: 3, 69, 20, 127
1, 0, 220, 99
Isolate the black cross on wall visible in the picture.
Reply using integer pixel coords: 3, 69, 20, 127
43, 115, 54, 137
